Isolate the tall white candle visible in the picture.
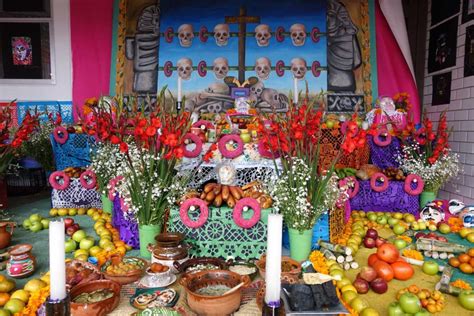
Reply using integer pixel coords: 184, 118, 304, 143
293, 77, 298, 105
49, 220, 66, 300
177, 76, 182, 102
265, 214, 283, 305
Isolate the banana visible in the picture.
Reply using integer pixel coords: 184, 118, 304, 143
213, 184, 222, 195
227, 195, 236, 208
205, 191, 215, 202
204, 183, 216, 193
213, 193, 223, 207
229, 186, 241, 200
222, 185, 229, 201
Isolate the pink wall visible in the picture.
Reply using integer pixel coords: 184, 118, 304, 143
70, 0, 113, 119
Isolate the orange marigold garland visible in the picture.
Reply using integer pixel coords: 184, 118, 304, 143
309, 250, 329, 274
16, 285, 50, 316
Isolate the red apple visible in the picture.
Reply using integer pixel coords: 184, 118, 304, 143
359, 266, 377, 282
64, 218, 74, 228
71, 223, 80, 231
370, 277, 388, 294
366, 228, 378, 239
437, 236, 448, 242
415, 232, 426, 239
66, 226, 78, 236
353, 278, 369, 294
364, 237, 376, 249
375, 237, 386, 247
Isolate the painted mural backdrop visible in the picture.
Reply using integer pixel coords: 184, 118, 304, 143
112, 0, 372, 113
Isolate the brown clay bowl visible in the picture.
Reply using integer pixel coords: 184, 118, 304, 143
255, 254, 301, 282
155, 232, 185, 247
70, 279, 121, 316
101, 256, 148, 285
180, 269, 251, 316
173, 257, 227, 274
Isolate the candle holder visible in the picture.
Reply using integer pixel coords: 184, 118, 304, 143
176, 101, 182, 112
45, 296, 70, 316
262, 299, 284, 316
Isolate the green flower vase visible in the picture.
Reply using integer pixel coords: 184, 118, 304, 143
420, 191, 437, 208
139, 224, 161, 259
288, 228, 313, 262
101, 194, 113, 214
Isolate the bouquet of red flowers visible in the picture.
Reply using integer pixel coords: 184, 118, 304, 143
83, 94, 191, 226
260, 98, 366, 231
0, 104, 39, 176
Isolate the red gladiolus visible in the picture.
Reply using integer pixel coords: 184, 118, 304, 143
110, 135, 121, 144
119, 142, 128, 153
145, 126, 157, 137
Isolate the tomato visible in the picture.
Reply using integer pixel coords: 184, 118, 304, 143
368, 253, 379, 266
377, 243, 399, 263
391, 261, 414, 280
373, 260, 394, 282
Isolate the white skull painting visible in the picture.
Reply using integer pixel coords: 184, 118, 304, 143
177, 58, 193, 80
290, 23, 307, 46
255, 24, 271, 47
214, 24, 230, 46
420, 202, 445, 224
212, 57, 229, 80
12, 37, 32, 65
177, 24, 194, 47
255, 57, 271, 80
290, 58, 307, 80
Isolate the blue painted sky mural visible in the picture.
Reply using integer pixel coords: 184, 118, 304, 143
157, 0, 327, 96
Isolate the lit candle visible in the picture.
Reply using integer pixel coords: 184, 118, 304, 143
293, 77, 298, 105
177, 76, 182, 102
49, 220, 66, 300
265, 214, 283, 306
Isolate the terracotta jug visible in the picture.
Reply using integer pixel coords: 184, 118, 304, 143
0, 222, 14, 249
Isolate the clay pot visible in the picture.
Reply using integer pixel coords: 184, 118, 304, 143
174, 257, 228, 274
7, 243, 36, 278
70, 280, 121, 316
0, 222, 14, 249
180, 269, 251, 316
149, 232, 189, 261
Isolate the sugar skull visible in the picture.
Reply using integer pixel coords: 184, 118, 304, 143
290, 58, 307, 80
255, 24, 271, 47
255, 57, 271, 80
177, 24, 194, 47
420, 202, 445, 224
177, 58, 193, 80
212, 57, 229, 80
290, 23, 306, 46
460, 206, 474, 227
12, 37, 32, 65
449, 199, 465, 215
214, 24, 230, 47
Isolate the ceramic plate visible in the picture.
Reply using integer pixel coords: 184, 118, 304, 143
138, 274, 177, 288
130, 288, 179, 310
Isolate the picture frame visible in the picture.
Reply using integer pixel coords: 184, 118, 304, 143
462, 0, 474, 24
0, 22, 51, 79
428, 17, 458, 73
431, 0, 460, 26
432, 71, 452, 106
464, 25, 474, 77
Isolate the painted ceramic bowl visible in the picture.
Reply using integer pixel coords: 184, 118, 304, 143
70, 280, 121, 316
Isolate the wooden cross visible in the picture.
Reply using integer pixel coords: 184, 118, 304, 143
225, 7, 260, 83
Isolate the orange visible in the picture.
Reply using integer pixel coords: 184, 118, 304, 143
470, 258, 474, 267
459, 254, 471, 263
449, 257, 460, 268
0, 275, 5, 283
0, 293, 10, 306
408, 285, 420, 294
460, 263, 473, 274
468, 248, 474, 257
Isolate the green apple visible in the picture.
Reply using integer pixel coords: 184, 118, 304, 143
387, 302, 404, 316
57, 208, 68, 216
29, 213, 42, 222
0, 308, 12, 316
360, 308, 379, 316
393, 212, 403, 219
418, 222, 427, 230
326, 120, 335, 128
40, 219, 50, 229
393, 239, 407, 249
4, 299, 24, 314
467, 233, 474, 243
388, 218, 399, 227
22, 219, 32, 229
29, 221, 43, 232
367, 213, 378, 222
393, 224, 406, 235
74, 249, 89, 258
79, 237, 95, 250
89, 246, 102, 257
68, 209, 77, 216
422, 260, 439, 275
72, 230, 87, 243
428, 224, 437, 231
376, 216, 387, 225
438, 223, 451, 234
99, 238, 111, 248
350, 297, 369, 313
49, 208, 58, 217
342, 290, 358, 304
398, 293, 421, 314
458, 290, 474, 311
414, 308, 430, 316
460, 227, 472, 238
64, 239, 77, 253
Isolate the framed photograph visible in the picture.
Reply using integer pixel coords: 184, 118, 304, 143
0, 22, 51, 79
465, 25, 474, 77
428, 17, 458, 73
432, 72, 452, 106
431, 0, 460, 26
462, 0, 474, 24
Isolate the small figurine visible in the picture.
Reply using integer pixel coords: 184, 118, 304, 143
448, 199, 465, 215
